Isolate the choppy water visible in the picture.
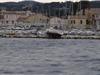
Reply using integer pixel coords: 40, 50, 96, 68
0, 38, 100, 75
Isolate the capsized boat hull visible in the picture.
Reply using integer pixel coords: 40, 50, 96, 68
46, 31, 62, 39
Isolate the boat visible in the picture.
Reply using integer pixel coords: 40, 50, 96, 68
45, 27, 63, 39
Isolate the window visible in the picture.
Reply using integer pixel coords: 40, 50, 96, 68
12, 21, 14, 24
47, 19, 49, 22
92, 15, 95, 18
86, 20, 90, 25
1, 21, 3, 24
0, 15, 4, 19
80, 20, 82, 24
40, 19, 42, 21
71, 20, 73, 24
6, 21, 8, 24
70, 20, 75, 24
73, 20, 75, 24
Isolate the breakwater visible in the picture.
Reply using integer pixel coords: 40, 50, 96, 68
62, 35, 100, 39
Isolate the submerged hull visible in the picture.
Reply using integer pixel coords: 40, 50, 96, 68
46, 31, 62, 39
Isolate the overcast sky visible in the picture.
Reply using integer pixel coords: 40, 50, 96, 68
0, 0, 93, 3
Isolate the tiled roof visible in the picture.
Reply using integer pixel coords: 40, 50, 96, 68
68, 15, 88, 19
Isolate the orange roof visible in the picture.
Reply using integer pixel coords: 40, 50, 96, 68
77, 8, 100, 16
17, 16, 27, 22
0, 10, 34, 15
68, 15, 88, 19
0, 11, 25, 15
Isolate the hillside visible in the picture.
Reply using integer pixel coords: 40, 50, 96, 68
0, 1, 100, 17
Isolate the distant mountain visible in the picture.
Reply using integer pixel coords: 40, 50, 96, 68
0, 1, 100, 17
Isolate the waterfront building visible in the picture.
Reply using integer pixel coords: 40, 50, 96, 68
72, 8, 100, 30
49, 17, 68, 30
68, 15, 92, 29
0, 9, 33, 29
17, 13, 49, 30
95, 15, 100, 31
77, 8, 100, 30
84, 8, 100, 30
88, 8, 100, 30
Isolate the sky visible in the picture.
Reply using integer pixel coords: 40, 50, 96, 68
0, 0, 93, 3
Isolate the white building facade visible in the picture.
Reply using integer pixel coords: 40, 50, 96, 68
49, 17, 68, 30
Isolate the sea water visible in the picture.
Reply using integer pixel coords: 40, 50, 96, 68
0, 38, 100, 75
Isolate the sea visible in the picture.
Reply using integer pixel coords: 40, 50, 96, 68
0, 38, 100, 75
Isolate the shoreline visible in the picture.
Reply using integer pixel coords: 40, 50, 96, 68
0, 35, 100, 39
62, 35, 100, 39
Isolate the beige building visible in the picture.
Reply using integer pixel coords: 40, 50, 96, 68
96, 15, 100, 30
17, 13, 49, 30
77, 8, 100, 30
0, 10, 33, 28
49, 17, 68, 30
88, 8, 100, 30
68, 15, 92, 29
70, 8, 100, 30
